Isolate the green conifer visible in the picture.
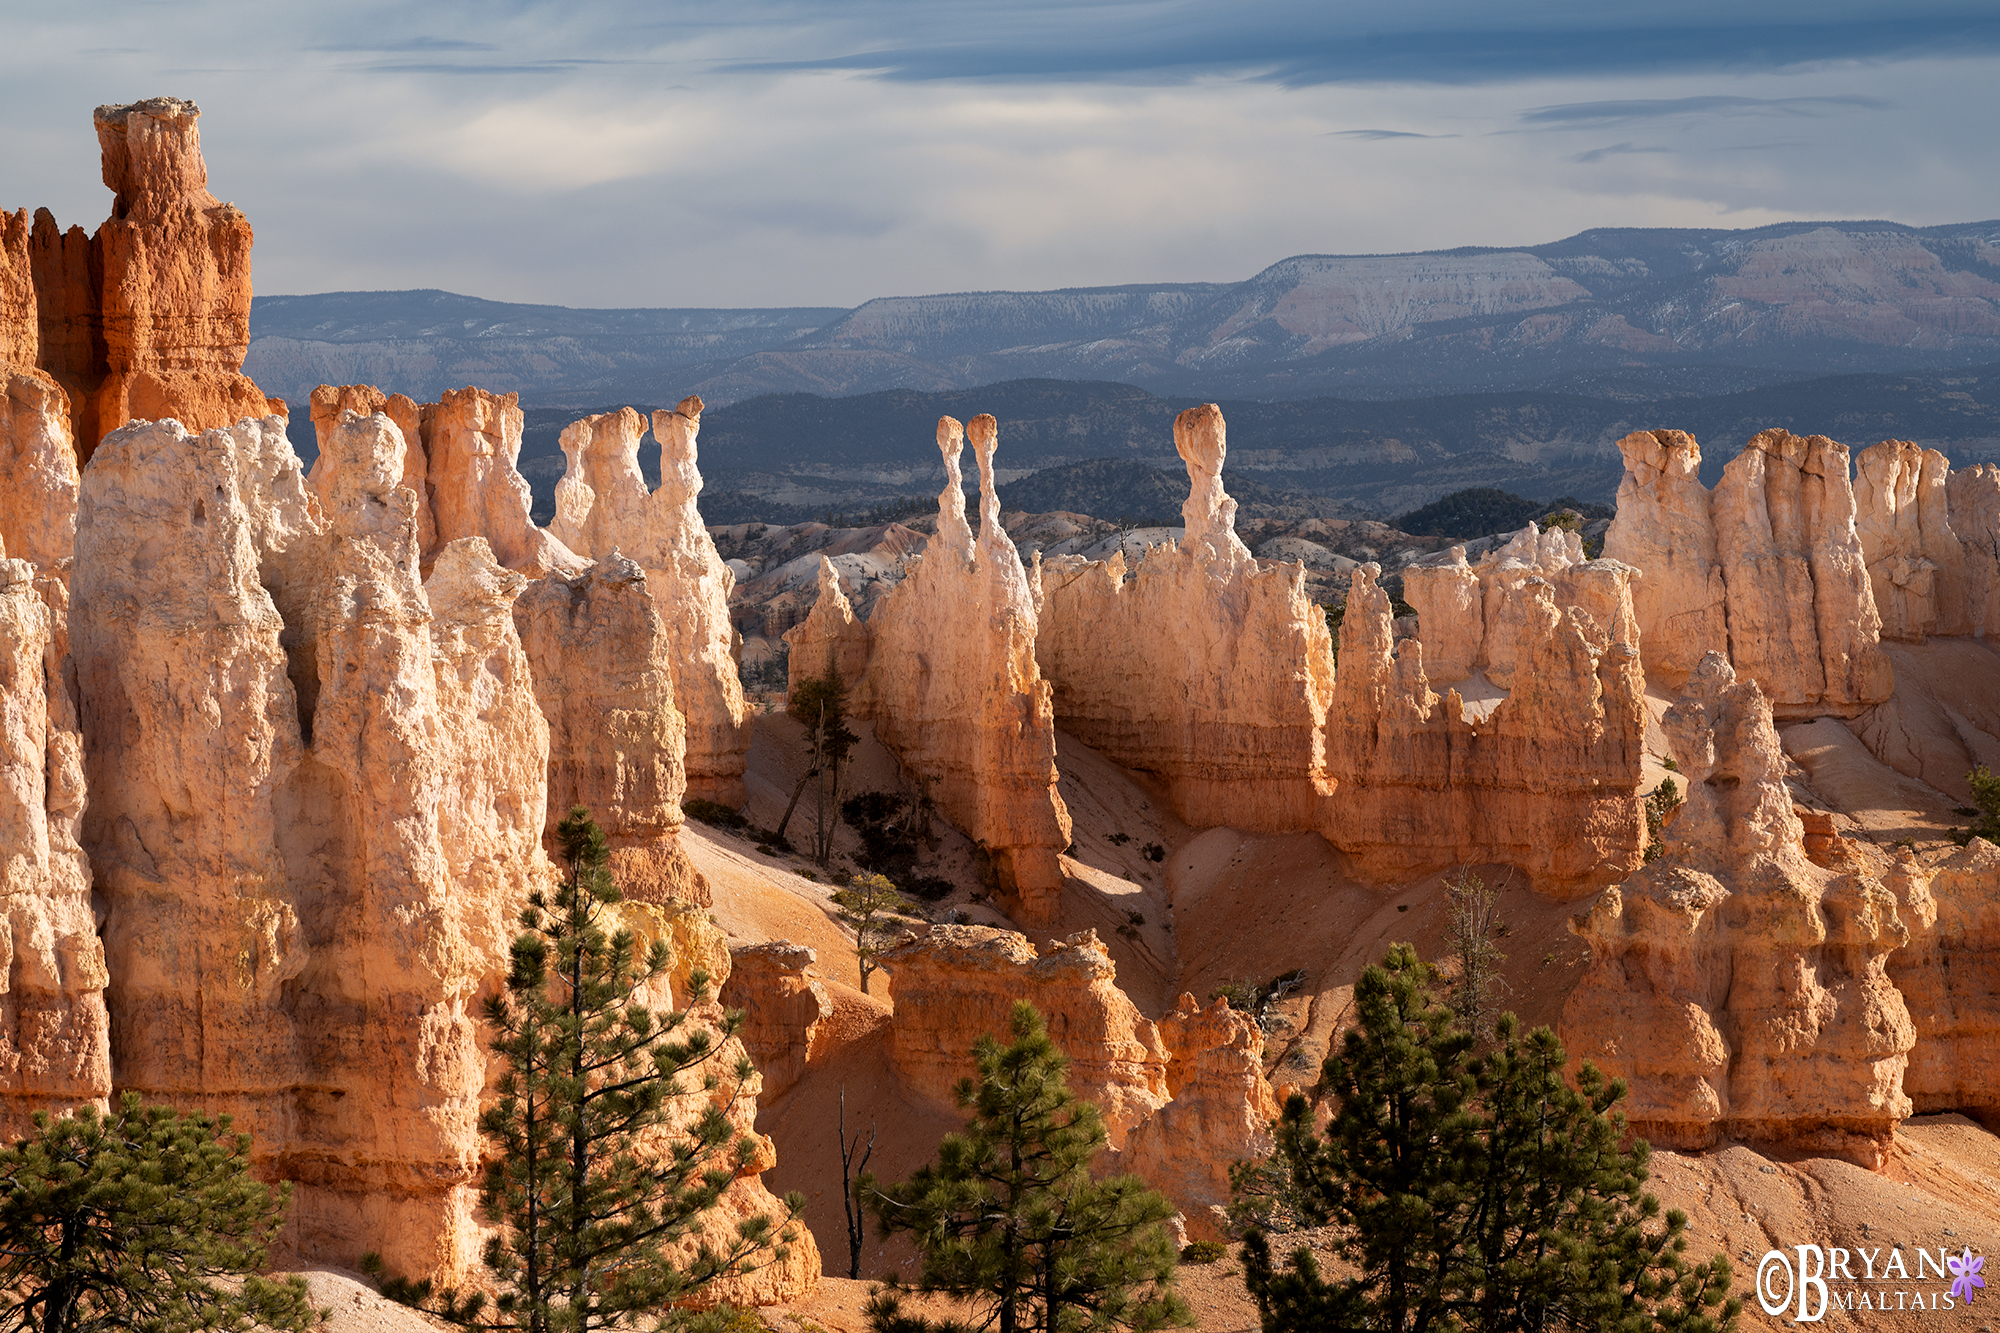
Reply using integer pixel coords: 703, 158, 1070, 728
0, 1095, 321, 1333
865, 1003, 1191, 1333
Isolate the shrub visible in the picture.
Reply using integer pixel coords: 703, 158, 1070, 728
683, 798, 749, 830
1179, 1241, 1227, 1265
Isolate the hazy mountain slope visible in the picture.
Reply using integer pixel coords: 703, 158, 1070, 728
250, 221, 2000, 409
244, 289, 846, 408
485, 366, 2000, 525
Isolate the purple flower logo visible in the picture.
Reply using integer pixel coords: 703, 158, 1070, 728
1950, 1248, 1986, 1304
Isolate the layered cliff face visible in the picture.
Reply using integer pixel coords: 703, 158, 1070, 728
1603, 428, 1893, 714
309, 384, 429, 554
1948, 464, 2000, 636
422, 387, 580, 578
1601, 430, 1729, 686
1403, 523, 1640, 692
1716, 429, 1893, 715
1888, 838, 2000, 1121
880, 926, 1168, 1146
548, 397, 748, 805
72, 412, 535, 1283
1323, 563, 1647, 888
1123, 994, 1279, 1242
856, 416, 1072, 921
1035, 404, 1335, 833
1561, 652, 1916, 1165
0, 553, 110, 1132
11, 98, 272, 459
0, 210, 78, 574
514, 552, 707, 907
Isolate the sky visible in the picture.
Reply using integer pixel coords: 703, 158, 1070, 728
4, 0, 1999, 309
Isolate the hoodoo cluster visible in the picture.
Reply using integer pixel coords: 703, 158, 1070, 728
4, 96, 2000, 1306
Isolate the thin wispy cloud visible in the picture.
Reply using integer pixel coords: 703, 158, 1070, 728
1523, 94, 1890, 127
1571, 143, 1674, 164
1331, 129, 1460, 141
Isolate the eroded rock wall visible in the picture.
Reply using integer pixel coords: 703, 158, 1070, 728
720, 941, 830, 1102
1602, 429, 1729, 686
1123, 994, 1278, 1242
1889, 838, 2000, 1121
514, 552, 707, 906
0, 554, 109, 1133
548, 398, 748, 805
1323, 563, 1647, 888
1604, 427, 1893, 714
1715, 429, 1893, 714
421, 387, 579, 577
1560, 652, 1915, 1165
857, 415, 1072, 921
880, 926, 1168, 1146
309, 384, 429, 553
1949, 464, 2000, 636
1035, 404, 1335, 833
11, 98, 272, 459
782, 556, 871, 696
73, 413, 535, 1284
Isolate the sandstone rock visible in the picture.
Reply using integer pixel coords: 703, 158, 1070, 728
1123, 995, 1278, 1242
514, 552, 708, 906
421, 387, 580, 577
1602, 430, 1729, 686
1401, 546, 1482, 683
309, 384, 429, 553
549, 398, 749, 805
781, 557, 871, 695
0, 367, 77, 573
73, 414, 315, 1202
12, 99, 273, 458
0, 554, 109, 1132
857, 416, 1072, 920
1323, 563, 1647, 889
1561, 652, 1915, 1164
1948, 463, 2000, 637
721, 941, 831, 1102
1035, 405, 1335, 834
1888, 839, 2000, 1121
1712, 429, 1893, 716
880, 925, 1168, 1146
1855, 439, 1971, 641
0, 209, 33, 368
73, 415, 535, 1285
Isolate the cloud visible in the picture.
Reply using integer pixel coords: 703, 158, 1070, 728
723, 8, 2000, 88
1331, 129, 1460, 141
1522, 94, 1890, 127
1571, 143, 1674, 164
3, 1, 1997, 311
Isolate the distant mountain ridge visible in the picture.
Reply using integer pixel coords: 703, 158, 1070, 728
490, 367, 2000, 526
249, 219, 2000, 409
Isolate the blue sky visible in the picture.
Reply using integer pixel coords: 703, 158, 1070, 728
4, 0, 1997, 307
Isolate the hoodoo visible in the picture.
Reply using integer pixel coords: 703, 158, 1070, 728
1036, 403, 1337, 832
16, 98, 273, 459
1562, 652, 1915, 1165
549, 397, 751, 805
816, 414, 1073, 922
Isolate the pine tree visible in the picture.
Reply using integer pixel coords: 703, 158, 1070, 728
0, 1094, 322, 1333
864, 1003, 1192, 1333
776, 661, 859, 863
1238, 944, 1739, 1333
374, 807, 801, 1331
830, 873, 921, 994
